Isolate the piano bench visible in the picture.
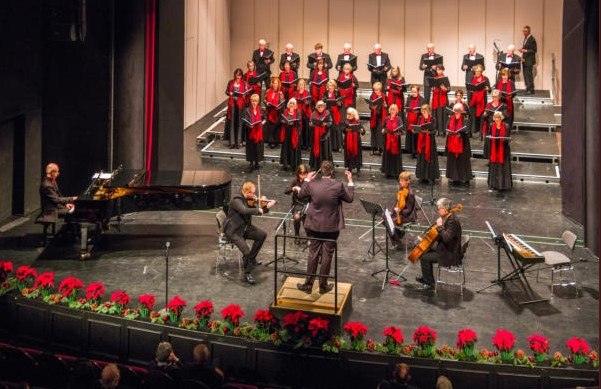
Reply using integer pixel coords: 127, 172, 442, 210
35, 221, 56, 245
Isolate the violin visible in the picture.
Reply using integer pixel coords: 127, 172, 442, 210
246, 195, 276, 208
394, 188, 409, 225
407, 203, 462, 263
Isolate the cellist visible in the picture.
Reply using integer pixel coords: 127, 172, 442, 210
415, 198, 463, 290
390, 171, 417, 247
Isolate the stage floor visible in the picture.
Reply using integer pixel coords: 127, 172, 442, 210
0, 156, 597, 352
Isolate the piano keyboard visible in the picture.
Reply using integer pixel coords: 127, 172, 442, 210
503, 233, 544, 262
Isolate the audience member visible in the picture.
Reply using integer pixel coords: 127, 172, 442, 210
90, 363, 122, 389
179, 343, 225, 388
436, 375, 453, 389
149, 341, 182, 375
378, 362, 419, 389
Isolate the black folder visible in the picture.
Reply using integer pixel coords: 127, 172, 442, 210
423, 55, 443, 67
266, 100, 285, 110
365, 96, 384, 107
337, 77, 354, 89
429, 76, 450, 88
466, 81, 488, 92
311, 77, 329, 86
249, 72, 267, 84
411, 123, 432, 133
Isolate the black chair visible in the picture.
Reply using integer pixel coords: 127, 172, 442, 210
33, 353, 71, 388
180, 379, 212, 389
118, 365, 143, 388
142, 370, 176, 389
0, 346, 38, 382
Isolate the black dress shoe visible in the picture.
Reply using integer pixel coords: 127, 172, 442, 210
319, 284, 334, 294
415, 276, 433, 287
244, 273, 256, 285
297, 283, 312, 293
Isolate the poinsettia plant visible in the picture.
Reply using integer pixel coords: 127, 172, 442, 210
58, 276, 84, 301
137, 294, 156, 318
527, 334, 550, 363
194, 300, 214, 328
456, 328, 478, 360
220, 304, 244, 334
166, 295, 187, 323
85, 282, 105, 303
381, 326, 403, 354
493, 329, 516, 362
280, 311, 309, 347
307, 316, 330, 346
343, 321, 369, 352
34, 272, 55, 297
413, 326, 437, 357
566, 337, 590, 365
108, 290, 130, 314
0, 261, 13, 282
15, 266, 37, 291
252, 309, 279, 341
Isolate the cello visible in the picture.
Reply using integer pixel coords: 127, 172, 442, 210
407, 203, 462, 263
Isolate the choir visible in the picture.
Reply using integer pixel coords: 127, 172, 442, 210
222, 37, 529, 192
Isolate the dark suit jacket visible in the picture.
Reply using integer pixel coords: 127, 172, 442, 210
307, 53, 333, 79
399, 189, 417, 223
252, 48, 275, 75
521, 35, 537, 65
496, 54, 521, 76
37, 176, 72, 223
297, 177, 354, 233
279, 52, 301, 71
434, 212, 462, 267
223, 195, 261, 237
461, 53, 485, 84
367, 52, 391, 74
335, 53, 358, 72
419, 53, 440, 80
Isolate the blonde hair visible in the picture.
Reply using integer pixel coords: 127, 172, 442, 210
346, 107, 359, 121
491, 89, 500, 98
500, 68, 510, 77
287, 98, 298, 108
242, 182, 255, 194
250, 94, 260, 103
421, 104, 431, 113
326, 79, 338, 89
472, 64, 483, 73
373, 81, 383, 91
399, 171, 411, 183
297, 78, 307, 90
315, 100, 326, 108
493, 111, 505, 120
389, 104, 399, 114
343, 63, 352, 72
314, 42, 323, 50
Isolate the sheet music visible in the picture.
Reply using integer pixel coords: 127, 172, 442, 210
92, 172, 112, 179
384, 209, 395, 235
485, 221, 497, 239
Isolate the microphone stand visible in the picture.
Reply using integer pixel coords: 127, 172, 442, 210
164, 241, 170, 308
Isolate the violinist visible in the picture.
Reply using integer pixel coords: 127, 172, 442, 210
390, 171, 417, 246
416, 197, 462, 289
223, 182, 276, 285
284, 164, 310, 245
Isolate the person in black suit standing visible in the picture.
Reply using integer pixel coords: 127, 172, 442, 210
252, 39, 275, 90
335, 43, 358, 75
37, 163, 77, 224
519, 25, 537, 94
495, 45, 521, 82
223, 181, 276, 285
419, 43, 440, 102
415, 197, 462, 289
461, 43, 484, 102
307, 42, 333, 79
367, 43, 391, 85
294, 161, 354, 294
279, 43, 300, 72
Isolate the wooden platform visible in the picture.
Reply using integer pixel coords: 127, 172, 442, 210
271, 277, 353, 328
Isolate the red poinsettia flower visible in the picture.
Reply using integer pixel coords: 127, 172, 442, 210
16, 266, 37, 281
282, 311, 308, 328
221, 304, 244, 325
492, 329, 516, 352
253, 309, 275, 324
413, 326, 437, 346
456, 328, 478, 349
110, 290, 131, 307
343, 321, 369, 340
194, 300, 214, 317
85, 282, 105, 300
166, 295, 187, 313
34, 272, 55, 289
308, 317, 329, 337
0, 261, 13, 273
566, 337, 590, 355
58, 276, 84, 298
382, 326, 403, 345
527, 334, 550, 355
138, 294, 156, 310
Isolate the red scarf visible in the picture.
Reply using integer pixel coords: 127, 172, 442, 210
345, 119, 360, 157
369, 92, 386, 128
469, 75, 486, 117
431, 76, 448, 109
281, 109, 299, 149
490, 122, 507, 164
226, 80, 247, 120
337, 73, 355, 107
384, 116, 401, 155
293, 89, 313, 118
446, 115, 464, 157
482, 102, 502, 134
244, 71, 261, 102
265, 89, 281, 123
328, 91, 341, 125
310, 72, 327, 105
248, 108, 263, 143
386, 78, 404, 108
416, 116, 433, 162
280, 70, 297, 99
407, 96, 421, 131
496, 80, 514, 116
312, 111, 328, 157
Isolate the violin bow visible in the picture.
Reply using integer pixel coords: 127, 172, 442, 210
257, 173, 262, 210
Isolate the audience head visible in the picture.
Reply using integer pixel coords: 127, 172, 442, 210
192, 343, 211, 364
155, 341, 175, 363
437, 375, 453, 389
392, 362, 411, 382
320, 160, 334, 178
100, 363, 120, 389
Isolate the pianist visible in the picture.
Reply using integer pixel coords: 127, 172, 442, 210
37, 163, 77, 224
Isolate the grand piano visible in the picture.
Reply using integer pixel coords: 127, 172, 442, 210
68, 166, 232, 258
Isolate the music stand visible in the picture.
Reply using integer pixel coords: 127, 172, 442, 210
423, 180, 437, 206
360, 199, 384, 261
265, 205, 299, 270
371, 208, 402, 289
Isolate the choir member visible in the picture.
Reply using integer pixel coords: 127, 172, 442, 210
419, 43, 440, 102
279, 61, 298, 100
496, 68, 516, 128
279, 43, 300, 72
496, 45, 521, 81
367, 43, 392, 85
309, 58, 328, 105
243, 94, 266, 170
335, 43, 357, 74
468, 64, 490, 138
284, 164, 310, 245
487, 111, 513, 191
225, 68, 249, 149
280, 98, 302, 171
519, 25, 537, 94
337, 63, 359, 109
381, 104, 404, 178
343, 107, 364, 175
386, 67, 407, 111
430, 65, 449, 136
482, 89, 507, 159
461, 44, 485, 86
415, 104, 440, 183
445, 103, 472, 185
308, 101, 333, 171
451, 89, 468, 114
307, 43, 333, 79
244, 60, 262, 102
368, 81, 387, 155
252, 39, 275, 90
324, 80, 343, 152
264, 77, 285, 148
292, 79, 312, 150
404, 85, 426, 158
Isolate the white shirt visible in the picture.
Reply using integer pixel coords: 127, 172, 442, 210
376, 54, 382, 67
505, 55, 513, 64
343, 54, 349, 61
469, 55, 475, 61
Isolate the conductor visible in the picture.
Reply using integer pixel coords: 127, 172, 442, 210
293, 161, 354, 294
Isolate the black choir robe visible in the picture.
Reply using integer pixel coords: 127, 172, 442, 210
243, 106, 266, 163
496, 53, 521, 80
369, 91, 387, 151
381, 115, 404, 178
496, 79, 516, 128
225, 79, 249, 146
279, 52, 301, 71
264, 88, 285, 146
335, 53, 358, 73
337, 72, 359, 109
280, 109, 302, 170
481, 101, 507, 158
324, 89, 343, 152
419, 52, 440, 101
367, 52, 391, 85
461, 52, 485, 85
343, 119, 364, 171
487, 122, 513, 191
445, 114, 472, 183
307, 52, 333, 78
308, 110, 333, 171
404, 96, 426, 157
415, 115, 440, 181
252, 48, 275, 81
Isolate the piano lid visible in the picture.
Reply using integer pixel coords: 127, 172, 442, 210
108, 169, 232, 189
